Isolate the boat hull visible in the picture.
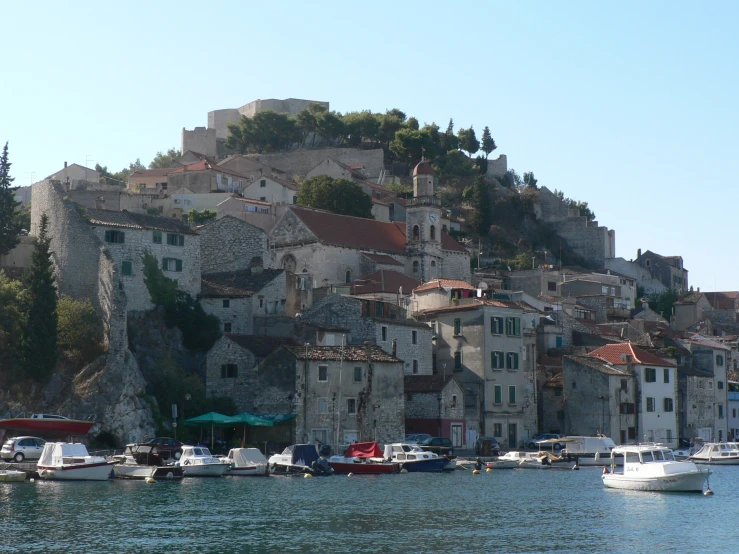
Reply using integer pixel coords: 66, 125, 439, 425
181, 463, 230, 477
227, 465, 269, 476
402, 457, 449, 472
328, 461, 398, 474
602, 470, 709, 492
114, 465, 183, 480
0, 418, 94, 435
689, 456, 739, 465
486, 461, 519, 469
37, 461, 115, 481
0, 470, 26, 482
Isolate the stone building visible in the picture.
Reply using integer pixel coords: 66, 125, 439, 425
635, 250, 689, 292
215, 197, 285, 233
47, 162, 100, 184
200, 267, 286, 335
411, 278, 478, 313
197, 215, 272, 274
404, 374, 467, 447
562, 355, 637, 444
417, 298, 540, 448
673, 292, 711, 331
83, 208, 201, 312
241, 176, 298, 206
128, 160, 248, 195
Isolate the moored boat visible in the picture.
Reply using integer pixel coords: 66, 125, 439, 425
328, 441, 399, 474
220, 448, 269, 476
112, 443, 183, 480
178, 446, 230, 476
37, 442, 116, 481
556, 435, 617, 466
688, 443, 739, 465
0, 469, 26, 482
268, 444, 333, 475
497, 451, 552, 469
0, 414, 94, 436
383, 443, 449, 472
603, 444, 710, 492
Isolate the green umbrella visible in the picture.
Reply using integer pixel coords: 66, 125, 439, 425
229, 413, 274, 444
183, 412, 236, 450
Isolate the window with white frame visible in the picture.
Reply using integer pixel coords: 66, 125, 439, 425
346, 398, 357, 415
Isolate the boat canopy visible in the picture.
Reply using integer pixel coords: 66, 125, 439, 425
282, 444, 319, 467
345, 442, 383, 458
38, 442, 89, 466
229, 448, 268, 466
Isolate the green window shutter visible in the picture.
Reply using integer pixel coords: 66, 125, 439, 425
120, 231, 125, 243
162, 257, 168, 270
514, 318, 520, 335
179, 235, 184, 246
104, 230, 111, 242
175, 259, 183, 272
494, 386, 501, 404
221, 364, 226, 378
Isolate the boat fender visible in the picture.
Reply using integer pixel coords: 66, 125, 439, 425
166, 472, 174, 480
347, 473, 353, 477
704, 488, 713, 496
145, 477, 156, 484
29, 478, 35, 483
472, 469, 480, 475
486, 468, 492, 473
400, 468, 408, 473
572, 465, 580, 471
304, 473, 312, 478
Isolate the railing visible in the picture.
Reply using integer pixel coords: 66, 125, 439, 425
405, 195, 441, 207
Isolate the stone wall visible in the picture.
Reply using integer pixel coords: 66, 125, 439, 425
575, 296, 609, 323
182, 127, 217, 158
485, 154, 508, 177
201, 297, 252, 334
199, 216, 271, 274
406, 381, 466, 421
208, 109, 241, 139
302, 294, 376, 344
0, 235, 33, 270
237, 98, 329, 119
246, 147, 385, 179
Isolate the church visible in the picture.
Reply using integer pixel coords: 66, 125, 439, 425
268, 161, 471, 287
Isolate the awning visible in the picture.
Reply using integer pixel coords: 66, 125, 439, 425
183, 412, 235, 426
230, 413, 274, 427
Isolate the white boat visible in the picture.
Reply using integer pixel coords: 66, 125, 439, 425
220, 448, 269, 476
0, 469, 26, 482
688, 443, 739, 465
557, 435, 617, 466
36, 442, 116, 481
603, 444, 711, 492
112, 444, 183, 480
497, 451, 552, 469
383, 444, 450, 472
178, 446, 230, 476
268, 444, 333, 475
485, 458, 519, 469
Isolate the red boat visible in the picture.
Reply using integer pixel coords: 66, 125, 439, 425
0, 414, 95, 436
328, 441, 399, 474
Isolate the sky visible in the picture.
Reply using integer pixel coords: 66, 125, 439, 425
3, 1, 738, 290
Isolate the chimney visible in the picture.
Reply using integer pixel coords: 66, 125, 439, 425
392, 339, 397, 358
625, 354, 633, 374
64, 161, 68, 168
637, 248, 641, 258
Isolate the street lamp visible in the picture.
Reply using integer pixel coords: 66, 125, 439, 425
437, 393, 443, 438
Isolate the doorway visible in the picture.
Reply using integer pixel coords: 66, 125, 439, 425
451, 424, 463, 448
508, 423, 517, 449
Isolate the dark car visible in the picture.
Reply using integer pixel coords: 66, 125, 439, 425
143, 437, 183, 460
419, 437, 454, 456
474, 436, 500, 456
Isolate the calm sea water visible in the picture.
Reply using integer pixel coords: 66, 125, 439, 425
0, 465, 732, 553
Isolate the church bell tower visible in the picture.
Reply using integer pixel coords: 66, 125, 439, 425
406, 159, 442, 281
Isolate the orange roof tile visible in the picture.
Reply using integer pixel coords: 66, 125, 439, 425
414, 279, 476, 293
588, 343, 675, 367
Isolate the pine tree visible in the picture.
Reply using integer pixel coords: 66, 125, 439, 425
481, 126, 497, 159
0, 142, 22, 256
21, 213, 58, 381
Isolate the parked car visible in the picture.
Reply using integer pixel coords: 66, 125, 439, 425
405, 433, 432, 444
527, 433, 565, 450
419, 437, 454, 456
1, 436, 46, 462
474, 436, 500, 456
143, 437, 183, 460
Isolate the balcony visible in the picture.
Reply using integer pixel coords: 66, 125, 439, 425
405, 195, 441, 207
606, 307, 631, 319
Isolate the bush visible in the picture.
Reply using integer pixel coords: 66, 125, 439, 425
57, 296, 105, 367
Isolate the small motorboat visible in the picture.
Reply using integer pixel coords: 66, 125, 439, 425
220, 448, 269, 476
497, 451, 552, 469
485, 457, 520, 469
112, 443, 183, 480
0, 469, 26, 482
328, 442, 399, 474
178, 446, 230, 477
37, 442, 116, 481
556, 435, 617, 466
603, 444, 710, 492
268, 444, 333, 476
688, 443, 739, 465
383, 443, 450, 472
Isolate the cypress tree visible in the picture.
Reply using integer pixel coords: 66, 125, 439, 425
0, 142, 22, 256
21, 213, 58, 381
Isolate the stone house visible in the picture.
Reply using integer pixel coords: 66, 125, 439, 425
301, 293, 433, 376
404, 374, 467, 447
562, 355, 637, 445
269, 161, 471, 286
126, 168, 176, 193
200, 267, 286, 334
48, 162, 100, 185
417, 299, 540, 448
411, 278, 478, 313
673, 292, 712, 331
559, 278, 632, 321
218, 155, 288, 182
250, 344, 405, 447
587, 343, 678, 447
197, 215, 272, 274
604, 256, 668, 296
241, 176, 298, 206
306, 157, 367, 182
168, 189, 233, 221
635, 250, 689, 292
166, 160, 249, 195
507, 268, 563, 298
84, 208, 201, 312
216, 197, 285, 233
540, 371, 565, 434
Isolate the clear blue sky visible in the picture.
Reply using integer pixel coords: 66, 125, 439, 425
3, 1, 737, 290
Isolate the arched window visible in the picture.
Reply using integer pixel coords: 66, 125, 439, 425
412, 225, 420, 241
430, 225, 436, 240
430, 260, 437, 278
281, 254, 297, 273
345, 269, 352, 284
412, 261, 419, 273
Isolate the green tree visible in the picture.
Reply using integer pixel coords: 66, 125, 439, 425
226, 111, 299, 154
407, 117, 420, 131
149, 148, 182, 169
0, 142, 22, 256
315, 110, 346, 147
389, 128, 438, 164
297, 175, 374, 219
342, 111, 381, 147
187, 209, 217, 225
20, 213, 58, 381
440, 119, 459, 151
463, 176, 493, 235
523, 171, 538, 189
648, 289, 680, 321
480, 126, 496, 159
57, 296, 104, 367
0, 270, 23, 374
141, 251, 177, 306
457, 126, 480, 155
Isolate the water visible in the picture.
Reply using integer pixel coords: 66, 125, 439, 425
0, 466, 732, 553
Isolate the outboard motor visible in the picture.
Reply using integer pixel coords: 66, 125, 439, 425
311, 458, 333, 475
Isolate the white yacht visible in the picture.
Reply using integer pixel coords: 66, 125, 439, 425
557, 436, 616, 466
688, 443, 739, 465
220, 448, 269, 476
178, 446, 230, 476
603, 444, 710, 492
496, 451, 551, 469
37, 442, 116, 481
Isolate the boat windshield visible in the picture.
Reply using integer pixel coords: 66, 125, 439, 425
663, 450, 674, 461
625, 452, 639, 464
641, 451, 654, 463
401, 445, 412, 453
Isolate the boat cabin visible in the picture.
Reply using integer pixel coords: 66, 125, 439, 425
609, 445, 676, 474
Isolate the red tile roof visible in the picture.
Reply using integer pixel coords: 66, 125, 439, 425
351, 270, 421, 296
588, 343, 675, 367
168, 160, 250, 180
289, 206, 467, 253
413, 160, 434, 176
414, 279, 476, 293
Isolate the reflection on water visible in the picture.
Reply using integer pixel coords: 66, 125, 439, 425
0, 466, 734, 552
